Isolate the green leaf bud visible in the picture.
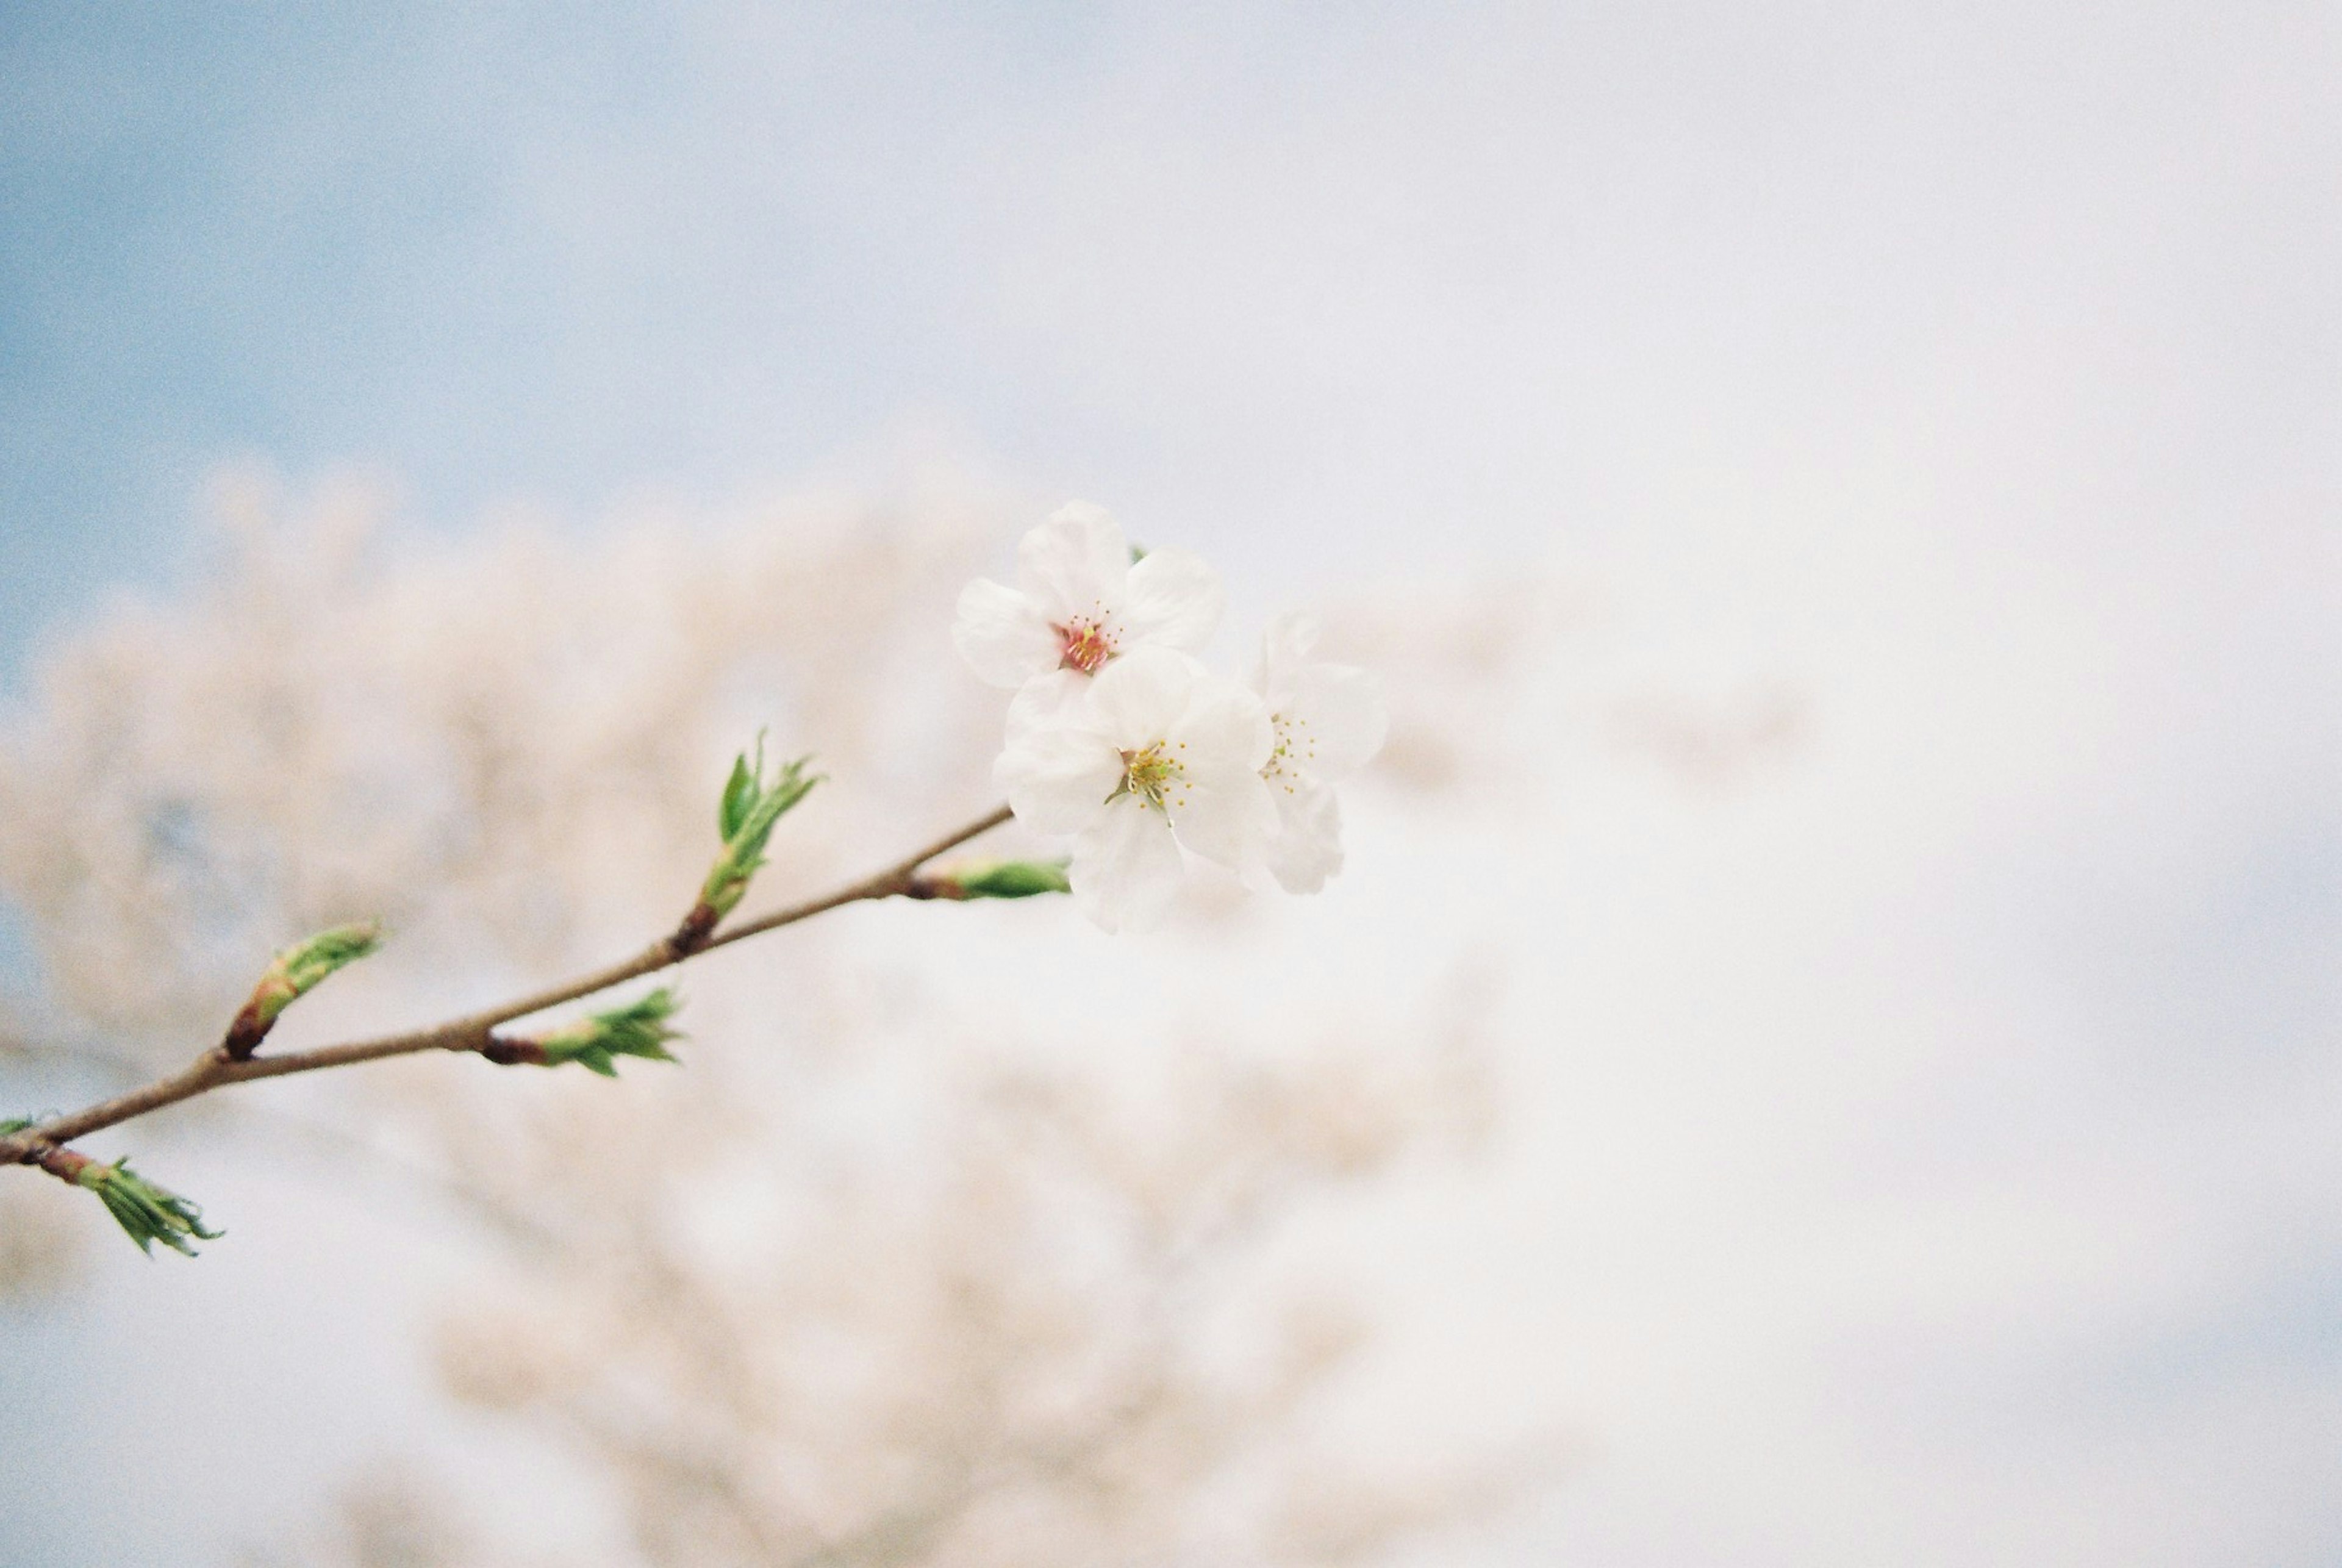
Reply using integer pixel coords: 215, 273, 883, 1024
693, 738, 822, 928
912, 857, 1073, 901
73, 1156, 223, 1258
226, 921, 382, 1056
507, 988, 684, 1078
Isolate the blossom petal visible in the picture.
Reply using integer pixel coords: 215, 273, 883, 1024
994, 721, 1122, 836
953, 578, 1059, 689
1168, 676, 1273, 773
1121, 548, 1223, 654
1253, 611, 1321, 707
1261, 773, 1345, 893
1015, 503, 1130, 624
1004, 668, 1090, 739
1086, 646, 1208, 751
1167, 769, 1277, 872
1070, 795, 1185, 932
1285, 664, 1387, 781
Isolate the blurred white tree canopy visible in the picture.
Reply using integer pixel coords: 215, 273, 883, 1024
0, 471, 1577, 1566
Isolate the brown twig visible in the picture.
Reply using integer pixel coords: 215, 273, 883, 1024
0, 803, 1014, 1168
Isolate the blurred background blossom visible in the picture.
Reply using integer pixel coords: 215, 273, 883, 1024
3, 2, 2340, 1564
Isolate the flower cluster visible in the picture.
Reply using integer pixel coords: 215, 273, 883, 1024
956, 503, 1386, 931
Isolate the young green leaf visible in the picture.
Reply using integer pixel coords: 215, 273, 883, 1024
75, 1157, 223, 1258
513, 988, 686, 1077
697, 744, 822, 923
718, 746, 756, 841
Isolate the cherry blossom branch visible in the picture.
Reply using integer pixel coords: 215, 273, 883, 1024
0, 802, 1014, 1175
3, 503, 1383, 1264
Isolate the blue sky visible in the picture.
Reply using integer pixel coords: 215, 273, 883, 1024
12, 0, 2332, 671
3, 2, 1111, 665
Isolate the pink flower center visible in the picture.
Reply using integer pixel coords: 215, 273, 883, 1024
1055, 618, 1115, 673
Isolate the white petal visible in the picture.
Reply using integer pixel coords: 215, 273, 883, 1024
1167, 769, 1277, 872
1168, 676, 1273, 773
1262, 773, 1345, 894
1253, 611, 1322, 706
1086, 646, 1208, 751
994, 720, 1122, 836
1120, 548, 1223, 654
1070, 795, 1185, 932
1014, 503, 1130, 624
1004, 668, 1090, 740
1284, 664, 1387, 781
953, 578, 1059, 689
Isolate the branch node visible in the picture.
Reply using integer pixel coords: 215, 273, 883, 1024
478, 1037, 546, 1067
671, 901, 720, 955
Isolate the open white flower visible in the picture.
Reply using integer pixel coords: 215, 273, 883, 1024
953, 502, 1223, 718
994, 647, 1274, 931
1250, 614, 1388, 894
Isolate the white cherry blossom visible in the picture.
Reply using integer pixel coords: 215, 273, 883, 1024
994, 646, 1274, 931
953, 502, 1223, 717
1250, 614, 1388, 894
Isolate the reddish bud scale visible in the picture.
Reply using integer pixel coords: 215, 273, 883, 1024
671, 901, 720, 954
223, 1002, 271, 1059
36, 1145, 92, 1184
223, 974, 299, 1059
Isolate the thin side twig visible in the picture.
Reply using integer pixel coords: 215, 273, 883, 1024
0, 803, 1014, 1167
